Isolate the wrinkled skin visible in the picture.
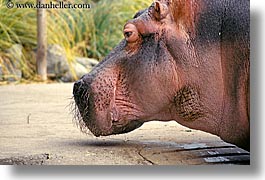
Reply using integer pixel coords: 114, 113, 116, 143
73, 0, 250, 151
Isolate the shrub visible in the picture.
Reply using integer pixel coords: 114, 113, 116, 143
0, 0, 152, 81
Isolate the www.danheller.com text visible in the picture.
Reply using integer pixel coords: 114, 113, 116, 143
6, 0, 91, 9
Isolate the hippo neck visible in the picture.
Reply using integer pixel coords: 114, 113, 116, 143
192, 0, 250, 149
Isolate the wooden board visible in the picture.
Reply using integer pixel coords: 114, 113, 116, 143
139, 142, 250, 165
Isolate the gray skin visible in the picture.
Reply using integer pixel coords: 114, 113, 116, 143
73, 0, 249, 151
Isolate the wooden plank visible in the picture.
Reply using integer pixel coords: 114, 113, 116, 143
197, 147, 249, 157
203, 155, 250, 164
140, 142, 250, 165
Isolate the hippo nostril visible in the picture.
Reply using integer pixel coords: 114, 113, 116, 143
73, 79, 84, 95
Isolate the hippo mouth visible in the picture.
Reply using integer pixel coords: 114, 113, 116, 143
72, 79, 143, 136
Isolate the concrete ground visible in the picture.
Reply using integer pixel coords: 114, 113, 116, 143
0, 83, 249, 165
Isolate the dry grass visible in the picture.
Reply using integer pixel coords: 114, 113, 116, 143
0, 0, 152, 81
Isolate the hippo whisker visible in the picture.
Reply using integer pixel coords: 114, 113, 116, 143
70, 96, 91, 134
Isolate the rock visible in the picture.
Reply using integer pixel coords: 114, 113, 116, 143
34, 45, 99, 82
0, 65, 3, 81
61, 62, 88, 82
74, 57, 98, 77
2, 44, 98, 82
75, 57, 99, 68
73, 62, 88, 78
6, 44, 23, 62
4, 44, 23, 81
61, 57, 99, 82
46, 44, 70, 78
73, 57, 99, 79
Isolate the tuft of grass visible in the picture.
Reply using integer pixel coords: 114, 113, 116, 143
0, 0, 152, 81
0, 0, 37, 49
89, 0, 151, 59
0, 0, 37, 80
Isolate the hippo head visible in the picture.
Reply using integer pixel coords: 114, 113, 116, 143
72, 0, 250, 152
73, 0, 204, 136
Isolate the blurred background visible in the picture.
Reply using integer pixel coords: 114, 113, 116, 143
0, 0, 151, 83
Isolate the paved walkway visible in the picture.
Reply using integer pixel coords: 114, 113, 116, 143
0, 83, 249, 165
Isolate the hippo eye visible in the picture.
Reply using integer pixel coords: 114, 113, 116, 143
124, 31, 132, 39
123, 23, 139, 43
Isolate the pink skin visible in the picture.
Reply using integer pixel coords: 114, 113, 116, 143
73, 0, 249, 151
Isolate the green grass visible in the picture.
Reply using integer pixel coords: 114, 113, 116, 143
88, 0, 151, 59
0, 0, 37, 80
0, 0, 152, 81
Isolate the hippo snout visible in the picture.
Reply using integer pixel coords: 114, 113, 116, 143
73, 79, 84, 96
73, 76, 102, 135
72, 72, 145, 137
73, 76, 93, 102
73, 77, 91, 118
73, 78, 90, 108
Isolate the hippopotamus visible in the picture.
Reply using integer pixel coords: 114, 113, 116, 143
73, 0, 250, 151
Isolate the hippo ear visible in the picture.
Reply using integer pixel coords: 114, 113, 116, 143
153, 1, 169, 20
